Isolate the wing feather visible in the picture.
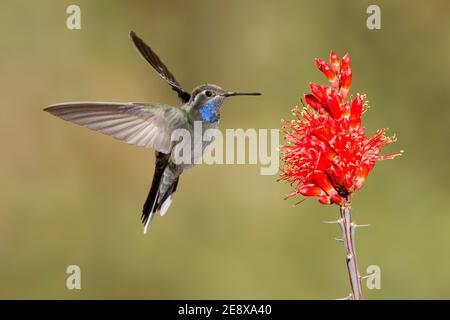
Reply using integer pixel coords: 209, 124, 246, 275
44, 102, 186, 154
129, 31, 191, 103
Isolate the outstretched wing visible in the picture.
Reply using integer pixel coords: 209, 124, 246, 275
44, 102, 186, 154
129, 31, 191, 103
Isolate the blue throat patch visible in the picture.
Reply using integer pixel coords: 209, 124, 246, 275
198, 100, 220, 123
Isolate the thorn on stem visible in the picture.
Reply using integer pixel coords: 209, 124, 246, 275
323, 219, 341, 224
336, 294, 352, 300
353, 223, 370, 228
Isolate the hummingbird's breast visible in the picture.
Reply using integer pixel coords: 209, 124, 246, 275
170, 120, 219, 169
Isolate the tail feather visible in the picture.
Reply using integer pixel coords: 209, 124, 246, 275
142, 152, 169, 232
142, 176, 162, 231
142, 152, 180, 234
157, 177, 179, 216
159, 195, 172, 217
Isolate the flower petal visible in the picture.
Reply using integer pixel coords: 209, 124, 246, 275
342, 102, 351, 119
339, 67, 352, 99
331, 194, 343, 205
326, 95, 343, 120
298, 184, 326, 197
355, 161, 374, 190
341, 53, 351, 70
318, 195, 332, 204
316, 59, 338, 87
310, 82, 327, 104
350, 96, 363, 130
330, 50, 340, 72
304, 94, 326, 115
315, 58, 327, 70
313, 171, 338, 197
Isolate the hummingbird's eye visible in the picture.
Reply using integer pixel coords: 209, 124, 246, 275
204, 90, 213, 97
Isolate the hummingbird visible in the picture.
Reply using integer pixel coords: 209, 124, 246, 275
44, 31, 261, 234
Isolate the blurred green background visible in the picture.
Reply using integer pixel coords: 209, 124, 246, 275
0, 0, 449, 299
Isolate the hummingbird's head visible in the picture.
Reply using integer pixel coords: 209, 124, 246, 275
189, 84, 261, 123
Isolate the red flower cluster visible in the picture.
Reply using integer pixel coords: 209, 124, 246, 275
281, 51, 401, 205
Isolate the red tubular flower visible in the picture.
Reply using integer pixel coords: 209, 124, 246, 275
281, 51, 402, 205
341, 53, 351, 70
309, 82, 327, 104
315, 58, 338, 87
330, 51, 340, 72
326, 94, 342, 120
339, 67, 352, 99
349, 96, 363, 130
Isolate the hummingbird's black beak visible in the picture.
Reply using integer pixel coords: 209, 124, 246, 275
223, 92, 261, 97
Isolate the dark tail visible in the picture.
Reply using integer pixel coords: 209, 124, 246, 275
142, 152, 179, 234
